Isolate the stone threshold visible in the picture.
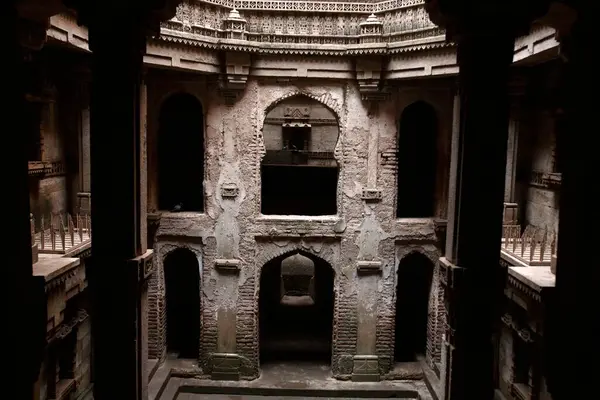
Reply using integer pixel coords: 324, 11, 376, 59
150, 360, 434, 400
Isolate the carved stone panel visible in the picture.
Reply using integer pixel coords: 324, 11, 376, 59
352, 355, 380, 382
221, 183, 239, 198
210, 353, 241, 381
361, 188, 382, 202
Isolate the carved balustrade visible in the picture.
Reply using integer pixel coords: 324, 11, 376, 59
31, 212, 92, 256
501, 224, 556, 267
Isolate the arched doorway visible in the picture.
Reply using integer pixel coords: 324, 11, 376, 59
395, 252, 434, 362
158, 93, 204, 212
261, 96, 339, 216
259, 252, 335, 364
396, 101, 438, 218
163, 248, 201, 359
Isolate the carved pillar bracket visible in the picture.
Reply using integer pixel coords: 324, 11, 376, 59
355, 56, 388, 103
357, 260, 383, 275
220, 52, 251, 106
127, 249, 154, 282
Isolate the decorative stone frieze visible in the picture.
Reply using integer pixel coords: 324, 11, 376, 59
220, 52, 251, 105
224, 9, 248, 40
165, 0, 440, 48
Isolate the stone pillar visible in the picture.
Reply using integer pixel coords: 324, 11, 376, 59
504, 115, 519, 203
545, 8, 599, 398
86, 12, 152, 400
353, 261, 382, 382
441, 31, 514, 400
2, 2, 47, 398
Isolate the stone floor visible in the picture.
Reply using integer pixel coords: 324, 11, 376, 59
149, 359, 436, 400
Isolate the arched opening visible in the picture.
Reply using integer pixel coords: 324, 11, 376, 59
259, 252, 335, 364
261, 96, 339, 215
396, 101, 438, 218
158, 93, 204, 212
163, 248, 201, 359
395, 252, 434, 362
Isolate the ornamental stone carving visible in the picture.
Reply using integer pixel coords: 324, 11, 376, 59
163, 0, 440, 48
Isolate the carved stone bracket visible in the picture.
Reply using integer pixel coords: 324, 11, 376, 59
220, 52, 250, 106
128, 249, 154, 282
357, 260, 382, 274
220, 183, 239, 199
352, 355, 380, 382
215, 258, 241, 273
355, 57, 389, 103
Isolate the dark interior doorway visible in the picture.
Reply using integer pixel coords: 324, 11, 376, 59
394, 252, 434, 362
396, 101, 438, 218
164, 248, 201, 359
158, 93, 204, 212
259, 252, 335, 364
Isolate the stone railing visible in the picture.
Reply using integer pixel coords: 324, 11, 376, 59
31, 212, 92, 255
501, 224, 556, 267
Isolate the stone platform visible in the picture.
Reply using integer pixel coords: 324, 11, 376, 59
149, 360, 434, 400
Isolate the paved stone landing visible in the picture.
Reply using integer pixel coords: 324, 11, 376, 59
149, 360, 434, 400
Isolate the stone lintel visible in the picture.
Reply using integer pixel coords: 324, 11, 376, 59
215, 258, 241, 273
352, 355, 380, 382
127, 249, 154, 282
210, 353, 241, 381
357, 260, 383, 274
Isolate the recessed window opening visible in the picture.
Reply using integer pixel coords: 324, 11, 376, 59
396, 101, 438, 218
261, 97, 338, 216
158, 93, 204, 212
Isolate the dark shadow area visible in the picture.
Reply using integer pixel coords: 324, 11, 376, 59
261, 165, 338, 215
259, 252, 334, 364
158, 93, 204, 212
164, 248, 201, 359
395, 252, 434, 362
397, 101, 438, 218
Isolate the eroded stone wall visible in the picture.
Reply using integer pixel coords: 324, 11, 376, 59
146, 71, 453, 379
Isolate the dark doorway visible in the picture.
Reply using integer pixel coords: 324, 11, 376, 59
396, 101, 438, 218
164, 248, 201, 359
259, 252, 334, 364
158, 93, 204, 212
395, 252, 434, 362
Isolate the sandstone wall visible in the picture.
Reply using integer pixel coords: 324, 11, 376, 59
146, 73, 453, 379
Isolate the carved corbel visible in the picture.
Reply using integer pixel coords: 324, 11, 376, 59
220, 52, 251, 106
355, 57, 388, 103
